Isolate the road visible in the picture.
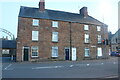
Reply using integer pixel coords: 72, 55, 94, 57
1, 57, 119, 78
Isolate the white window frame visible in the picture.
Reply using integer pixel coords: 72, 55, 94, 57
97, 26, 101, 31
97, 47, 102, 57
52, 21, 58, 28
84, 25, 89, 30
2, 49, 9, 54
84, 34, 89, 43
85, 48, 90, 57
32, 19, 39, 26
52, 46, 58, 57
52, 32, 58, 42
32, 31, 39, 41
31, 46, 38, 57
98, 35, 102, 43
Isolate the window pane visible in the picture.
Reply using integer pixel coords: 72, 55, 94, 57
84, 25, 89, 30
32, 52, 38, 56
33, 19, 39, 26
32, 31, 39, 41
52, 21, 58, 27
85, 34, 89, 43
85, 48, 90, 57
2, 49, 9, 54
52, 32, 58, 42
97, 48, 102, 56
52, 47, 58, 57
97, 26, 101, 31
98, 35, 101, 43
31, 46, 38, 57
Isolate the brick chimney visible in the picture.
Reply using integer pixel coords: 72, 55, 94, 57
80, 7, 88, 18
39, 0, 45, 11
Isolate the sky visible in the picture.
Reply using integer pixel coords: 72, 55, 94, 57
0, 0, 119, 39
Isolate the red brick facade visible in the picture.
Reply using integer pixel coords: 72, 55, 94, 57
17, 17, 109, 61
16, 1, 109, 62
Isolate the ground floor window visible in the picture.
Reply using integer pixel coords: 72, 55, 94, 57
31, 46, 38, 57
97, 47, 102, 56
52, 46, 58, 57
85, 48, 90, 57
2, 49, 9, 54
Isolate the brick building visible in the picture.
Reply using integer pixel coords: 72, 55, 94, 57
111, 29, 120, 52
17, 0, 109, 62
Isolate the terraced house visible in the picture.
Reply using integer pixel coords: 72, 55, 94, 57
17, 0, 109, 62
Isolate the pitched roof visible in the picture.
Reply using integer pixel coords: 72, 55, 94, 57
19, 6, 107, 26
111, 29, 120, 39
1, 40, 16, 49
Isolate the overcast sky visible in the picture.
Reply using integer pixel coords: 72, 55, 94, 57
0, 0, 119, 39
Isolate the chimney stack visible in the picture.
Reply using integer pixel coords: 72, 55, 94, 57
80, 7, 88, 18
39, 0, 45, 11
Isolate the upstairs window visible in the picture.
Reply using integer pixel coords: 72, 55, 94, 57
31, 46, 38, 57
52, 32, 58, 42
52, 21, 58, 28
52, 46, 58, 57
84, 34, 89, 43
84, 25, 89, 30
32, 19, 39, 26
98, 35, 102, 43
97, 26, 101, 31
85, 48, 90, 57
32, 31, 39, 41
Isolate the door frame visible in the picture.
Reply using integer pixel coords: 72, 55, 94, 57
72, 47, 77, 61
22, 46, 29, 61
64, 47, 70, 60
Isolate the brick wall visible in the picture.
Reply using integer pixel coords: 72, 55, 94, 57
17, 17, 109, 61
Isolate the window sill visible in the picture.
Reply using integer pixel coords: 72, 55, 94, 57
52, 27, 58, 28
32, 40, 39, 42
97, 43, 102, 45
84, 56, 90, 58
84, 42, 90, 44
32, 25, 39, 26
31, 56, 39, 58
52, 41, 58, 43
51, 57, 58, 59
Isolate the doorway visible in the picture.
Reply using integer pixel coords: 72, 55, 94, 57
23, 47, 29, 61
65, 48, 70, 60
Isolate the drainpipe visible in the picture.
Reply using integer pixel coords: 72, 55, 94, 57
69, 22, 72, 61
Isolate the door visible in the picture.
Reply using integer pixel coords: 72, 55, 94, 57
72, 48, 76, 61
23, 47, 29, 61
65, 48, 70, 60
